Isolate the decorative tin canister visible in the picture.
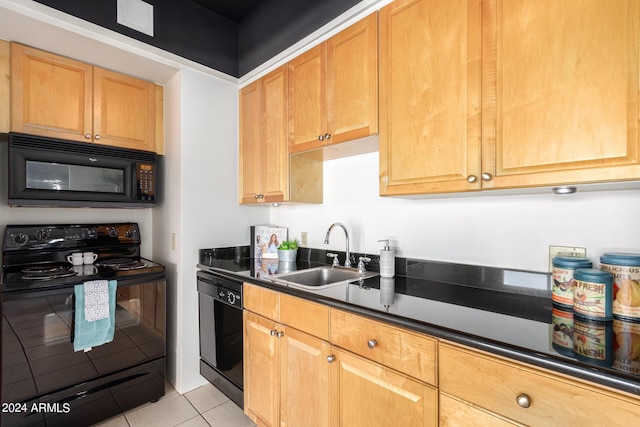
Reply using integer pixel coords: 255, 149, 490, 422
552, 257, 593, 307
551, 305, 575, 357
612, 318, 640, 377
573, 268, 613, 320
573, 316, 613, 367
600, 252, 640, 321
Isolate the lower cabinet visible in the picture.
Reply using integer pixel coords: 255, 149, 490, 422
244, 311, 331, 427
243, 284, 438, 427
439, 393, 522, 427
244, 285, 640, 426
439, 341, 640, 426
330, 347, 437, 427
243, 284, 331, 427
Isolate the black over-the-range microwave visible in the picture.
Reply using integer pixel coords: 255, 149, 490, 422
6, 132, 159, 207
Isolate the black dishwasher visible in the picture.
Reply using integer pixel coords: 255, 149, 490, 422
197, 269, 243, 408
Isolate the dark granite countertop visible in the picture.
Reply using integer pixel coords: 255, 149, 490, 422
197, 246, 640, 397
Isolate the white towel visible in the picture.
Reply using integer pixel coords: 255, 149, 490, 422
83, 280, 110, 322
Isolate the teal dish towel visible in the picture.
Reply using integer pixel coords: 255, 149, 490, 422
73, 280, 117, 352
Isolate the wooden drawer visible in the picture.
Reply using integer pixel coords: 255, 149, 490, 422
439, 342, 640, 426
244, 283, 279, 321
280, 293, 329, 341
330, 309, 437, 385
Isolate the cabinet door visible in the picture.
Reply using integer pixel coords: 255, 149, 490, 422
93, 67, 155, 151
482, 0, 640, 189
288, 45, 326, 153
261, 66, 289, 203
280, 326, 331, 427
330, 348, 437, 427
326, 13, 378, 145
244, 311, 280, 427
239, 81, 263, 204
10, 43, 93, 142
379, 0, 482, 196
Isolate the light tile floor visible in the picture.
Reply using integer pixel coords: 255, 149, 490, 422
96, 381, 256, 427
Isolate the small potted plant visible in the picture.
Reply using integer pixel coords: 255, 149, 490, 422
277, 239, 299, 262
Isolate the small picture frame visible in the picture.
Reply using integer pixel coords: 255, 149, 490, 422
251, 225, 288, 259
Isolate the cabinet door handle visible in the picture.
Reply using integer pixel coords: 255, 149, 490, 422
367, 339, 378, 349
94, 134, 101, 140
327, 355, 336, 363
270, 329, 277, 336
324, 133, 331, 140
481, 172, 492, 181
467, 175, 477, 183
85, 133, 92, 139
318, 134, 325, 141
516, 394, 531, 408
276, 331, 284, 338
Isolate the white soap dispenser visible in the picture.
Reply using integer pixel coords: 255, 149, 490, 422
378, 239, 395, 278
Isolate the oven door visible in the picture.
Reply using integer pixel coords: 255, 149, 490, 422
197, 271, 243, 405
1, 278, 166, 426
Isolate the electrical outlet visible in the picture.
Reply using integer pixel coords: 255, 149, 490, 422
548, 245, 586, 272
300, 232, 308, 247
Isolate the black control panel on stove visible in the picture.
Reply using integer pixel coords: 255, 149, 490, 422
3, 223, 141, 251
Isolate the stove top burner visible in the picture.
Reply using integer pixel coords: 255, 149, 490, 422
97, 258, 148, 271
22, 265, 78, 280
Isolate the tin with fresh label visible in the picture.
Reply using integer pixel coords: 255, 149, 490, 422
573, 268, 613, 320
551, 305, 575, 357
573, 316, 613, 367
552, 257, 592, 307
600, 252, 640, 321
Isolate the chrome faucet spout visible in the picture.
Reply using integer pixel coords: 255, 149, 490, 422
324, 222, 351, 268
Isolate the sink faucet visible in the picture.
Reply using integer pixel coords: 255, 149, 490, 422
324, 222, 351, 268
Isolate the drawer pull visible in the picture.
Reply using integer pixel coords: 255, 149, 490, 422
367, 339, 378, 349
327, 355, 336, 363
516, 394, 531, 408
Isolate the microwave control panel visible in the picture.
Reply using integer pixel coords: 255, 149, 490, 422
136, 163, 156, 202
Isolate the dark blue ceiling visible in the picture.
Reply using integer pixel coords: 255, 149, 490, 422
33, 0, 361, 78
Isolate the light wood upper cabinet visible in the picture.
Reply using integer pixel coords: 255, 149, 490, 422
379, 0, 482, 196
239, 66, 322, 204
93, 67, 156, 152
0, 40, 11, 133
481, 0, 640, 190
381, 0, 640, 196
289, 13, 378, 153
240, 67, 289, 203
10, 43, 160, 153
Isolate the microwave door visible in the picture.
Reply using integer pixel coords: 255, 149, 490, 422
9, 144, 135, 204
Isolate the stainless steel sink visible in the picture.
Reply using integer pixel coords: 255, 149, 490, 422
271, 266, 378, 289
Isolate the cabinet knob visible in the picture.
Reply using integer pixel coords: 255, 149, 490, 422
481, 172, 492, 181
367, 339, 378, 349
467, 175, 477, 183
516, 394, 531, 408
324, 133, 331, 140
276, 331, 284, 338
327, 355, 336, 363
94, 134, 101, 140
85, 133, 92, 139
270, 329, 277, 336
318, 134, 325, 141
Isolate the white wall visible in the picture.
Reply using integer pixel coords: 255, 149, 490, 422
271, 152, 640, 273
158, 68, 267, 393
